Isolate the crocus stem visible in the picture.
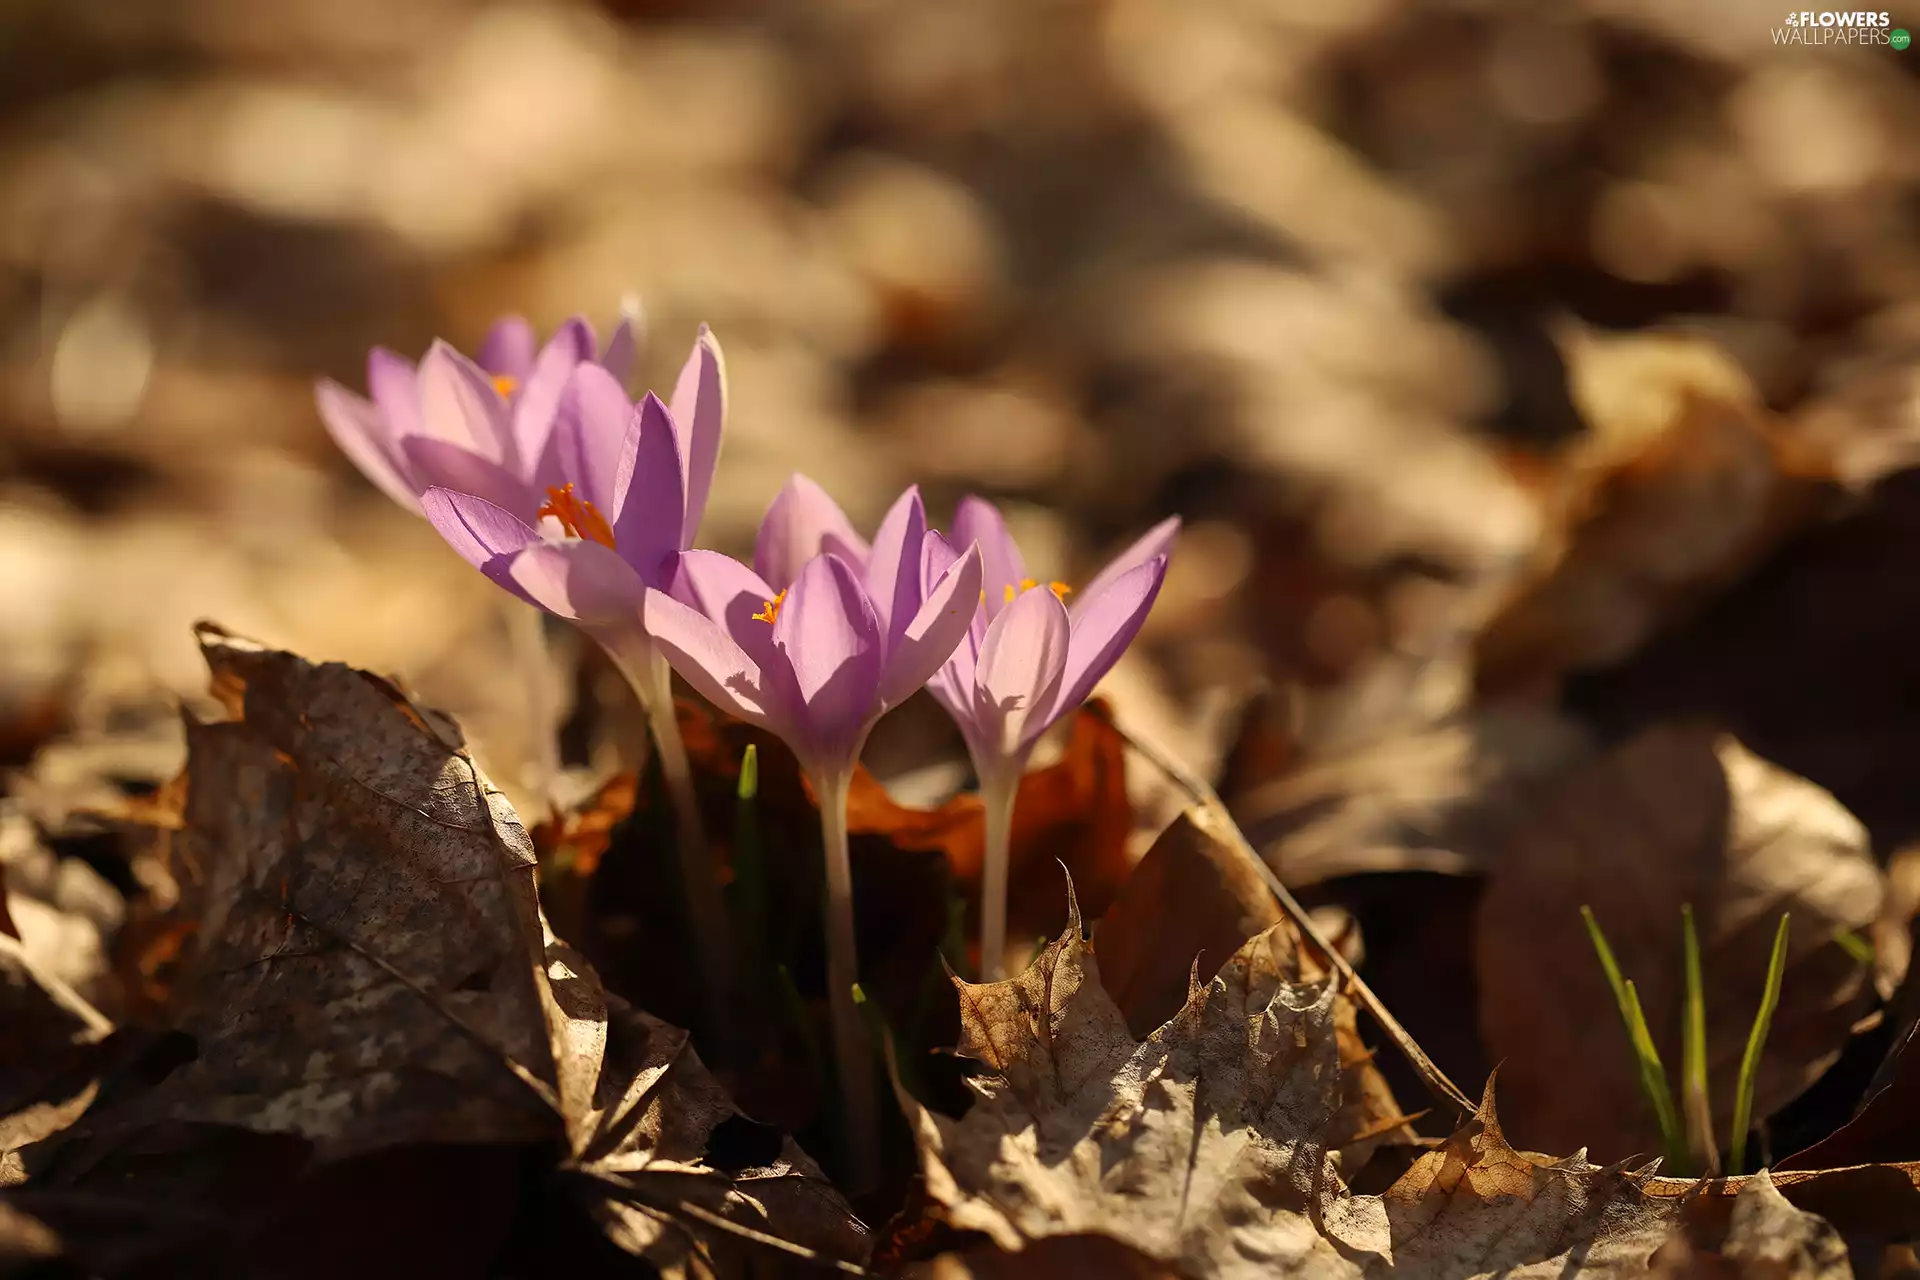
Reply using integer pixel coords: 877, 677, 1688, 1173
813, 767, 879, 1191
603, 638, 735, 1035
977, 769, 1021, 982
502, 597, 559, 813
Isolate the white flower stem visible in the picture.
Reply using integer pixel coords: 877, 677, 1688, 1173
604, 638, 735, 1036
502, 598, 559, 814
977, 768, 1021, 982
813, 766, 879, 1191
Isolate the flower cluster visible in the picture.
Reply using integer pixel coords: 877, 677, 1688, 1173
316, 310, 1177, 1183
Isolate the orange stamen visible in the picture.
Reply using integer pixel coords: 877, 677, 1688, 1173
491, 374, 519, 399
1002, 577, 1074, 604
535, 483, 615, 549
753, 589, 788, 625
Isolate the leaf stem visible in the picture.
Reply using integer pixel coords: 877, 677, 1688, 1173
813, 767, 879, 1192
978, 769, 1020, 982
1731, 913, 1792, 1176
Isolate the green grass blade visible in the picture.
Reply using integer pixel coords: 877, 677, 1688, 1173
729, 744, 771, 976
1582, 906, 1686, 1170
1680, 905, 1718, 1174
1834, 927, 1873, 967
1730, 913, 1792, 1176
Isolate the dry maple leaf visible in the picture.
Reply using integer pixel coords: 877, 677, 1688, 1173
14, 625, 866, 1277
898, 884, 1686, 1278
1475, 726, 1882, 1163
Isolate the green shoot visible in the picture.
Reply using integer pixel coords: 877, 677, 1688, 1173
1730, 913, 1792, 1176
1834, 926, 1874, 967
1582, 906, 1687, 1170
730, 745, 770, 976
1679, 905, 1718, 1174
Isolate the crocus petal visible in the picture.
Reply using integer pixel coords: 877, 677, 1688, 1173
973, 584, 1071, 761
1037, 555, 1169, 746
367, 347, 423, 441
772, 553, 883, 769
876, 542, 984, 709
506, 540, 646, 624
476, 316, 537, 379
952, 495, 1029, 618
754, 473, 871, 589
315, 379, 420, 510
610, 392, 688, 582
420, 487, 541, 603
401, 437, 541, 525
865, 485, 926, 648
670, 324, 727, 547
536, 364, 630, 513
416, 341, 514, 465
668, 549, 783, 671
510, 320, 594, 466
1072, 516, 1182, 620
600, 314, 638, 387
642, 587, 776, 730
920, 530, 984, 669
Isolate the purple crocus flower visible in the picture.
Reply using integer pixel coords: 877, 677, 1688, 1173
323, 318, 736, 1038
315, 312, 637, 513
641, 483, 982, 1187
921, 496, 1178, 979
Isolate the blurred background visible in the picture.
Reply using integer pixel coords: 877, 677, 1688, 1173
2, 0, 1919, 825
8, 0, 1920, 1174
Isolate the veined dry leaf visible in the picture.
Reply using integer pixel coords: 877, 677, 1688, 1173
1475, 726, 1883, 1161
1095, 805, 1413, 1171
1649, 1169, 1851, 1280
905, 1234, 1187, 1279
1228, 706, 1592, 886
1476, 327, 1837, 697
22, 625, 865, 1277
898, 888, 1683, 1278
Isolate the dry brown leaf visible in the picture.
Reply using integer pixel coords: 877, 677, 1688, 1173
25, 625, 865, 1276
898, 888, 1684, 1278
1095, 805, 1413, 1170
1649, 1169, 1851, 1280
1476, 327, 1838, 698
1476, 726, 1883, 1161
1228, 706, 1592, 886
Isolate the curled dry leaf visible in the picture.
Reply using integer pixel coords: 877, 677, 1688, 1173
1649, 1169, 1850, 1280
1476, 327, 1837, 698
1475, 726, 1883, 1161
18, 625, 865, 1276
1095, 805, 1413, 1170
897, 886, 1684, 1278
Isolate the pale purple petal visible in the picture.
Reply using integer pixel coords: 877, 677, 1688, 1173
536, 364, 630, 512
918, 532, 979, 726
600, 314, 638, 387
367, 347, 423, 440
1036, 555, 1168, 746
922, 530, 987, 653
419, 487, 541, 604
667, 549, 783, 673
315, 379, 420, 510
754, 474, 870, 589
973, 585, 1071, 762
609, 392, 687, 581
670, 324, 727, 546
772, 554, 883, 769
476, 317, 537, 379
1072, 516, 1181, 621
952, 495, 1028, 617
416, 341, 513, 465
865, 485, 926, 648
510, 320, 594, 467
401, 437, 541, 525
506, 540, 646, 624
876, 542, 983, 709
642, 587, 777, 730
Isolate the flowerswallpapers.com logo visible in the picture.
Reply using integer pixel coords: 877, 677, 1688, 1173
1773, 9, 1906, 44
